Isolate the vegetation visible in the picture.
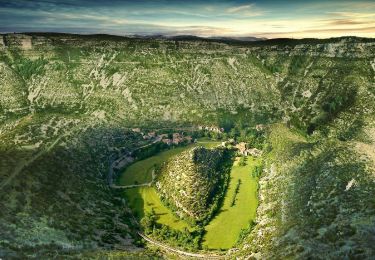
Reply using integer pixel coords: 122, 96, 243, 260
1, 33, 374, 258
230, 179, 241, 207
235, 124, 375, 259
122, 140, 226, 250
203, 157, 262, 250
124, 187, 190, 230
118, 145, 194, 186
238, 155, 246, 166
156, 146, 230, 223
141, 209, 203, 251
118, 138, 220, 186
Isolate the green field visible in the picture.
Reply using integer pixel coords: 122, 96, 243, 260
196, 138, 222, 149
120, 139, 221, 231
202, 156, 261, 249
124, 187, 190, 230
118, 140, 221, 186
118, 145, 194, 186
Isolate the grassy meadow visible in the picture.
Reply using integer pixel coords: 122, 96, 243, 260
118, 145, 194, 186
124, 187, 190, 230
202, 156, 261, 249
118, 139, 221, 186
120, 140, 221, 231
120, 140, 261, 249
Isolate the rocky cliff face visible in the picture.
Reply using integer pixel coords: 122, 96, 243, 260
0, 34, 374, 258
1, 35, 373, 131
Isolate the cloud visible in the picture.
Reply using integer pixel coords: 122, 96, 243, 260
0, 0, 374, 39
250, 25, 375, 39
324, 19, 371, 26
227, 4, 254, 13
328, 11, 375, 19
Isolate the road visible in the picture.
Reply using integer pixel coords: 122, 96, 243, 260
111, 182, 151, 189
107, 135, 161, 186
138, 232, 223, 259
108, 136, 227, 258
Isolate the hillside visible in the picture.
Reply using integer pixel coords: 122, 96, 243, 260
0, 33, 374, 258
234, 124, 375, 259
156, 146, 227, 222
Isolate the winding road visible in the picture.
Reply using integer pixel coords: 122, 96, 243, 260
108, 133, 227, 258
138, 232, 223, 259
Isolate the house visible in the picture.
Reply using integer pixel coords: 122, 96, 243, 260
198, 125, 224, 133
184, 136, 193, 143
173, 137, 183, 145
247, 148, 263, 157
162, 139, 172, 145
235, 142, 263, 157
235, 142, 247, 155
172, 133, 183, 144
205, 126, 224, 133
132, 128, 141, 133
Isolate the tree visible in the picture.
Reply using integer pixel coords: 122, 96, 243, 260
140, 209, 157, 233
239, 156, 246, 166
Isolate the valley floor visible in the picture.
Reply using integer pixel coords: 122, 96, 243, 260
119, 141, 260, 251
120, 140, 220, 230
125, 186, 190, 231
203, 156, 261, 249
118, 145, 196, 186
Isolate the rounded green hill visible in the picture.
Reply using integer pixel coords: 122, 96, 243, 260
156, 146, 227, 222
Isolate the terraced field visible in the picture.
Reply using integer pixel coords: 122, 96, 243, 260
203, 156, 261, 249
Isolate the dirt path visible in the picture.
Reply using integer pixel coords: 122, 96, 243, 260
138, 232, 223, 259
111, 182, 152, 189
110, 138, 228, 258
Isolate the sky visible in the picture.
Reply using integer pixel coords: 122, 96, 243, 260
0, 0, 374, 39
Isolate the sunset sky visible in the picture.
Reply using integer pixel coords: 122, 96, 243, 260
0, 0, 374, 38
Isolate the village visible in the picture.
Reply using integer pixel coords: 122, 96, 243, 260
111, 124, 263, 174
224, 140, 263, 157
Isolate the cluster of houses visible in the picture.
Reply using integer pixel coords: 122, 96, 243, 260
235, 142, 263, 157
131, 128, 193, 146
221, 140, 262, 157
132, 128, 157, 140
161, 133, 193, 145
131, 126, 264, 158
113, 129, 195, 172
197, 125, 224, 133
